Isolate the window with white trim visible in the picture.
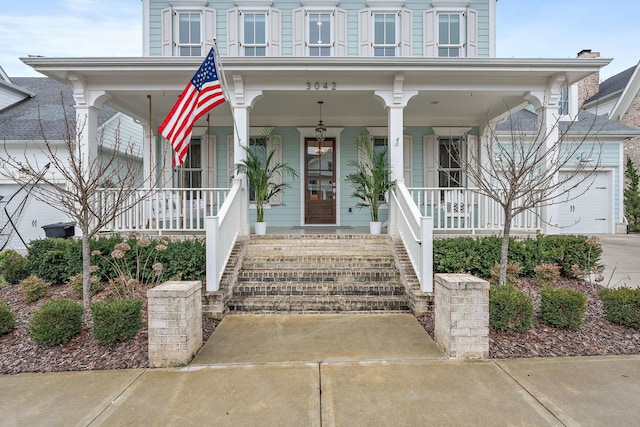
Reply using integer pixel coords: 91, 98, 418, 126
438, 137, 466, 187
359, 8, 412, 56
227, 7, 281, 56
173, 139, 202, 188
292, 7, 346, 56
161, 5, 215, 56
424, 8, 477, 57
558, 86, 569, 115
242, 12, 267, 56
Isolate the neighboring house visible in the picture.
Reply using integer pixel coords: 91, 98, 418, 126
18, 1, 639, 289
0, 70, 143, 252
581, 59, 640, 167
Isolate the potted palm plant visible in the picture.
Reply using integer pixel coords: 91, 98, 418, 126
234, 128, 297, 235
345, 135, 396, 234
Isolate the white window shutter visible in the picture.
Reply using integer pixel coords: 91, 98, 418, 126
466, 9, 478, 58
424, 135, 437, 186
335, 8, 347, 56
424, 9, 436, 57
203, 8, 216, 54
227, 8, 239, 56
403, 136, 413, 186
269, 135, 284, 205
161, 8, 174, 56
400, 9, 413, 56
358, 9, 371, 56
269, 9, 281, 56
202, 134, 217, 187
227, 135, 235, 184
292, 8, 305, 56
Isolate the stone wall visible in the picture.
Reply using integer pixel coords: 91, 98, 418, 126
148, 281, 203, 368
622, 90, 640, 168
434, 273, 489, 359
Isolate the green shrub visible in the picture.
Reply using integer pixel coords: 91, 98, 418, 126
0, 250, 29, 284
489, 284, 534, 332
28, 299, 83, 346
534, 263, 560, 287
539, 287, 586, 330
599, 287, 640, 329
19, 275, 50, 303
26, 239, 82, 284
0, 301, 16, 335
91, 299, 142, 344
155, 238, 206, 282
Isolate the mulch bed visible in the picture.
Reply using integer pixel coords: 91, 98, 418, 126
0, 284, 218, 375
2, 278, 639, 374
418, 278, 640, 358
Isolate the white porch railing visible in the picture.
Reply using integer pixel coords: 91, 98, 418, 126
390, 183, 434, 293
407, 188, 541, 233
96, 188, 230, 232
206, 179, 245, 292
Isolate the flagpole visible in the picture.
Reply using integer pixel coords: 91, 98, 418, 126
212, 38, 242, 146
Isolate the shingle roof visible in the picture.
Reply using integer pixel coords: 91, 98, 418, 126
0, 77, 117, 141
585, 65, 637, 104
496, 109, 640, 135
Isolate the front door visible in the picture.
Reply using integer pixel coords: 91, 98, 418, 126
305, 138, 336, 224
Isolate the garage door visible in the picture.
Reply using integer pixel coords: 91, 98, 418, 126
0, 184, 71, 253
557, 171, 610, 234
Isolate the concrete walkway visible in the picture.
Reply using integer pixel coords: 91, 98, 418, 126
2, 314, 640, 426
598, 234, 640, 288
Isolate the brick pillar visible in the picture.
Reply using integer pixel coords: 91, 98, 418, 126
148, 281, 203, 368
434, 273, 489, 359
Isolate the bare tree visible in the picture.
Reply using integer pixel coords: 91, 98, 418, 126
459, 106, 602, 285
1, 100, 163, 311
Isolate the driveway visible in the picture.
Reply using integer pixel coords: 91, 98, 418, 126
598, 234, 640, 288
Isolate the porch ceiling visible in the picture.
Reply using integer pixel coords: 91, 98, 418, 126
22, 56, 611, 131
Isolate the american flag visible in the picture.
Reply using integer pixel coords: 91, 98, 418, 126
158, 48, 226, 166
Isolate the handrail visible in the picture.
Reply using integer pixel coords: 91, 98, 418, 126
206, 179, 245, 292
391, 182, 433, 292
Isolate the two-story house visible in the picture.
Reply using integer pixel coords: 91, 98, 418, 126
19, 1, 640, 290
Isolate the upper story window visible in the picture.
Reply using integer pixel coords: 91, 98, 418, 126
243, 12, 267, 56
558, 86, 569, 115
425, 7, 477, 57
161, 1, 215, 56
177, 12, 202, 56
359, 2, 412, 57
227, 3, 281, 56
292, 4, 346, 57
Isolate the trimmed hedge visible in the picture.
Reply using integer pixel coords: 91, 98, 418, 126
434, 235, 602, 279
489, 284, 534, 333
26, 239, 82, 284
19, 275, 50, 303
599, 287, 640, 329
0, 301, 15, 335
0, 249, 29, 285
91, 299, 142, 344
29, 299, 83, 346
539, 287, 586, 330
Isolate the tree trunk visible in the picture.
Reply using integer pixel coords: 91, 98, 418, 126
81, 231, 92, 312
499, 210, 513, 286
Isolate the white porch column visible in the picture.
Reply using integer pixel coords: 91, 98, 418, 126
233, 106, 250, 235
388, 106, 405, 183
141, 123, 157, 187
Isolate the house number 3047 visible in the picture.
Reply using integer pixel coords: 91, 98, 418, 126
306, 82, 337, 90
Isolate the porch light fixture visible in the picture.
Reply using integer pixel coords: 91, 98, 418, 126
315, 101, 326, 144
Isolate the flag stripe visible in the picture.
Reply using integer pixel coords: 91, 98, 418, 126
158, 48, 226, 166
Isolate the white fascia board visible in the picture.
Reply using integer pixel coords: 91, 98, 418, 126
610, 61, 640, 122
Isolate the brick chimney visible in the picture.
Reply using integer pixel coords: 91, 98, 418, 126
577, 49, 601, 108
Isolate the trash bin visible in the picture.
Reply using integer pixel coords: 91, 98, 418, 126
42, 222, 75, 239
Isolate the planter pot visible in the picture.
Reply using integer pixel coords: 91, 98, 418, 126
254, 221, 267, 235
369, 221, 382, 235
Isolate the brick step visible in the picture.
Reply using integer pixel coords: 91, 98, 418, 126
245, 246, 392, 256
238, 268, 400, 282
241, 257, 397, 269
233, 281, 405, 297
226, 295, 411, 313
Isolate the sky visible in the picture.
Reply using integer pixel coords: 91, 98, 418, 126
1, 0, 639, 81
